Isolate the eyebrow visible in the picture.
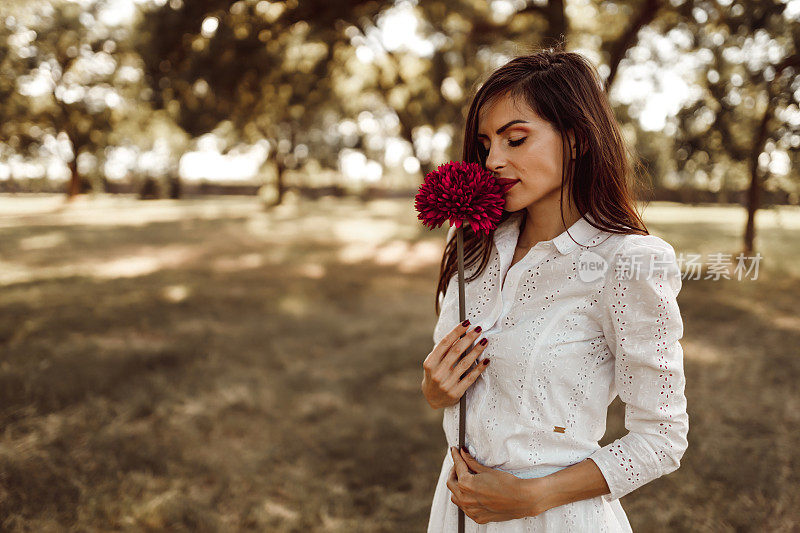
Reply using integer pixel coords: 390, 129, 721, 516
476, 120, 529, 139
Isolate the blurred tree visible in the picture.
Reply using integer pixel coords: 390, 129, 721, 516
133, 0, 387, 205
324, 0, 699, 184
335, 0, 576, 180
0, 0, 145, 198
131, 0, 721, 205
664, 0, 799, 253
600, 0, 664, 91
563, 0, 799, 254
126, 0, 800, 237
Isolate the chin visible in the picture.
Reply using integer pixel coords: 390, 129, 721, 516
502, 201, 519, 213
503, 197, 525, 212
503, 194, 535, 213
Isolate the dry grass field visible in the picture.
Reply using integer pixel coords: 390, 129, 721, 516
0, 194, 798, 531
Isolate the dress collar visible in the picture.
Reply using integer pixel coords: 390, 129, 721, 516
494, 210, 604, 255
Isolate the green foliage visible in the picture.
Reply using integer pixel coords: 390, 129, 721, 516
0, 0, 150, 192
1, 0, 797, 204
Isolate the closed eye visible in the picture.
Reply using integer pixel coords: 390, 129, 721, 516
478, 137, 527, 153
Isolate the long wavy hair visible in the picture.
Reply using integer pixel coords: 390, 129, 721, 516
435, 48, 652, 315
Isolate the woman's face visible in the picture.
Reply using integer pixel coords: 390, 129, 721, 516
477, 92, 574, 213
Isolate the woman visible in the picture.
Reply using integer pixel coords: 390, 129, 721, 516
422, 50, 689, 531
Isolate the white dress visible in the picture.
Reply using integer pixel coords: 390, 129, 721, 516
426, 211, 689, 532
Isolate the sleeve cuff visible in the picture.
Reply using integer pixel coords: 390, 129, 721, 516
588, 448, 630, 502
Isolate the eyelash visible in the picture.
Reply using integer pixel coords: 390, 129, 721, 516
479, 137, 527, 152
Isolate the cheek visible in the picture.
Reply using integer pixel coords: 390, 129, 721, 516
535, 150, 565, 181
520, 153, 561, 184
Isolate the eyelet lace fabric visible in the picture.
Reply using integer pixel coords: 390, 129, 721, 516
427, 211, 689, 532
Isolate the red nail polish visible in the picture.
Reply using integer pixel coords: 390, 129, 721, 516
483, 358, 490, 365
474, 326, 482, 333
461, 319, 470, 327
479, 338, 488, 346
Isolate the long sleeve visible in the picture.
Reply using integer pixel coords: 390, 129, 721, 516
588, 235, 690, 502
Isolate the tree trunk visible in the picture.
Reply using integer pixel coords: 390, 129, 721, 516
274, 157, 286, 206
743, 159, 759, 256
743, 92, 775, 255
420, 161, 437, 179
67, 157, 82, 200
168, 174, 182, 199
603, 0, 661, 92
540, 0, 567, 50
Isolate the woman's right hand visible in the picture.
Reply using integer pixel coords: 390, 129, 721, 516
421, 320, 491, 410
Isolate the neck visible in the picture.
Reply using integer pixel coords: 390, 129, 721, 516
518, 192, 583, 247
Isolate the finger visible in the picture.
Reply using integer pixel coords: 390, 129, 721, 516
459, 447, 492, 473
441, 325, 483, 370
443, 337, 490, 389
427, 320, 472, 366
446, 467, 459, 493
447, 466, 464, 502
430, 325, 482, 385
458, 449, 477, 475
451, 447, 472, 480
450, 356, 491, 398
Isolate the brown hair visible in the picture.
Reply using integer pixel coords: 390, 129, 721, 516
435, 48, 651, 315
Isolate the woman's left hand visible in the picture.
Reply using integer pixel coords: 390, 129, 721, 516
446, 446, 547, 524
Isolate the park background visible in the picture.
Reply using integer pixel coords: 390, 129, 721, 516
1, 0, 798, 531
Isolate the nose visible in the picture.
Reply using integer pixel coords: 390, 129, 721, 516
484, 146, 505, 175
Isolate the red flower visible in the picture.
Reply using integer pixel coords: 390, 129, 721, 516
414, 161, 518, 235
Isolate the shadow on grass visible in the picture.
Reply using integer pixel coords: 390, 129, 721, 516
0, 203, 798, 530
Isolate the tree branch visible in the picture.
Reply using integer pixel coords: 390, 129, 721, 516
603, 0, 663, 92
